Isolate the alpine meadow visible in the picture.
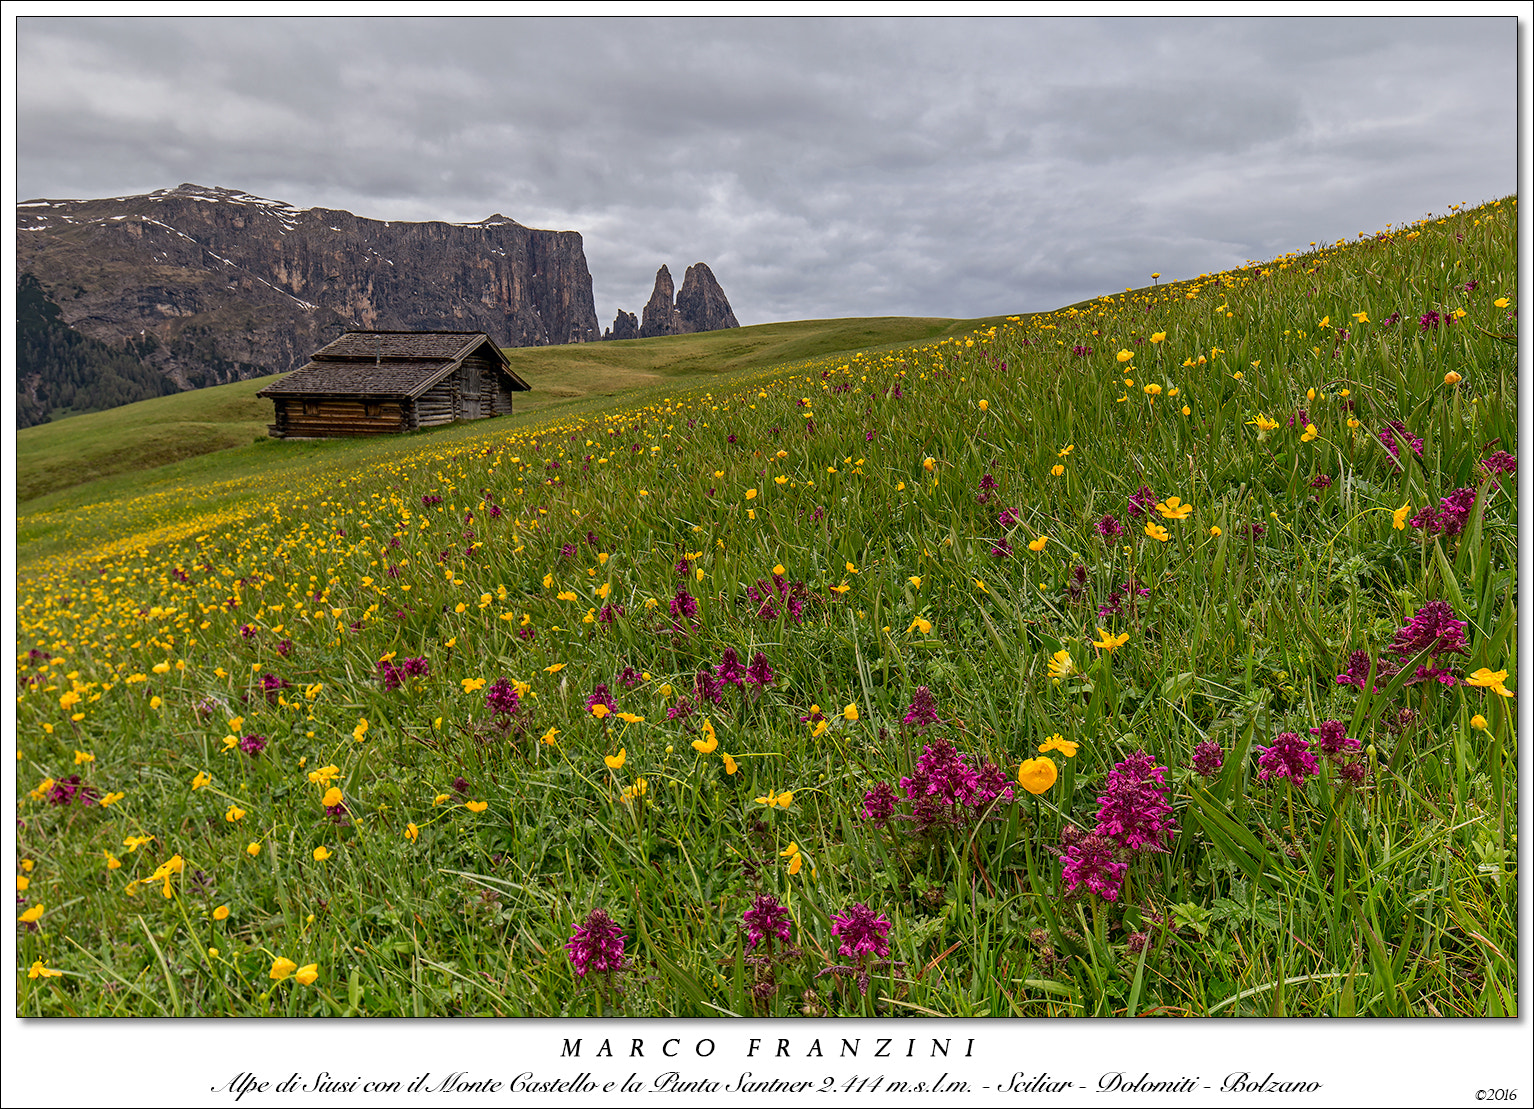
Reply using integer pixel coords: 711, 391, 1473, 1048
14, 198, 1517, 1018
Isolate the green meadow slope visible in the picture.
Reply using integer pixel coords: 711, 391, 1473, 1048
16, 314, 1007, 508
14, 199, 1517, 1019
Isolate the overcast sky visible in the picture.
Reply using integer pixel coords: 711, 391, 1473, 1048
12, 15, 1523, 330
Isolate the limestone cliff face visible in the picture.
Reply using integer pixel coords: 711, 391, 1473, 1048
16, 183, 600, 387
676, 263, 740, 332
624, 261, 739, 340
638, 264, 682, 338
603, 310, 639, 341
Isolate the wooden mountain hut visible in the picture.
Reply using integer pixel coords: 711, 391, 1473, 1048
258, 331, 530, 439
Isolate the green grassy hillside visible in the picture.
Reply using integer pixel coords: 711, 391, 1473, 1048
16, 314, 1007, 506
14, 199, 1516, 1019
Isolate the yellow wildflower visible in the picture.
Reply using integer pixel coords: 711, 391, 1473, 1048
1017, 758, 1058, 795
1094, 628, 1130, 652
1465, 668, 1514, 697
1038, 734, 1079, 758
692, 718, 719, 754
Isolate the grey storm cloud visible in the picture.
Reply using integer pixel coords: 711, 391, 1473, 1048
14, 15, 1519, 329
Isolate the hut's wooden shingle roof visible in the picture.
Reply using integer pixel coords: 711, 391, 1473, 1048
258, 331, 530, 398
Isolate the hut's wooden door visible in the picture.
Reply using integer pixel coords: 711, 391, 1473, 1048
463, 363, 483, 420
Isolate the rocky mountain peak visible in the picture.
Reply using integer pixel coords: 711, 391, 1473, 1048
622, 261, 738, 340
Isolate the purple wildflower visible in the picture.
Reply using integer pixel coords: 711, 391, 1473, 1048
990, 539, 1014, 559
1060, 833, 1128, 901
902, 686, 940, 731
670, 588, 698, 621
566, 909, 629, 979
1256, 731, 1320, 787
485, 678, 520, 717
716, 647, 746, 686
831, 903, 892, 961
1479, 450, 1517, 479
745, 651, 775, 687
1409, 487, 1477, 538
667, 695, 695, 720
1127, 486, 1158, 518
1096, 514, 1125, 539
1094, 752, 1177, 852
861, 781, 898, 827
1419, 310, 1441, 331
998, 507, 1021, 528
238, 733, 267, 757
618, 666, 641, 690
1309, 720, 1360, 761
585, 684, 618, 715
1377, 420, 1424, 461
1191, 740, 1224, 778
742, 894, 794, 951
402, 656, 430, 678
1309, 473, 1333, 489
1388, 600, 1468, 659
46, 774, 101, 807
1336, 647, 1385, 692
694, 667, 723, 705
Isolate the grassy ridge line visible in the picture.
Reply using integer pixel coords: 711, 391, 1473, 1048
15, 314, 1010, 507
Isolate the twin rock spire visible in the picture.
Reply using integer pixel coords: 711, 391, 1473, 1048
603, 262, 739, 340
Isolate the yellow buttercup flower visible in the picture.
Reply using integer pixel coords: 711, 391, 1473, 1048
604, 749, 626, 770
909, 616, 933, 635
1116, 349, 1134, 362
295, 964, 320, 986
844, 703, 859, 722
1465, 668, 1514, 697
405, 823, 420, 842
1393, 503, 1411, 530
590, 703, 610, 720
1470, 714, 1489, 731
312, 846, 332, 862
1094, 628, 1130, 652
1247, 413, 1279, 432
246, 842, 262, 857
721, 753, 738, 775
270, 957, 298, 982
692, 717, 719, 754
308, 764, 340, 786
1048, 649, 1077, 680
321, 787, 343, 808
213, 904, 231, 920
1028, 536, 1048, 552
28, 960, 63, 979
225, 805, 246, 822
192, 770, 212, 790
1443, 371, 1462, 385
1156, 496, 1193, 521
1038, 734, 1079, 758
1017, 757, 1058, 795
1300, 423, 1319, 442
465, 800, 489, 813
1144, 521, 1170, 542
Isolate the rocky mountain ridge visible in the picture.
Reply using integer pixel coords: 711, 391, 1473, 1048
17, 184, 614, 395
